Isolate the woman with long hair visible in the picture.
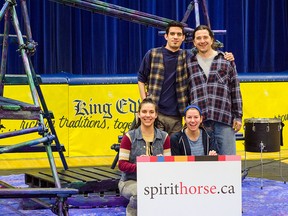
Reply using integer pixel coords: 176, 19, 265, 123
118, 98, 171, 216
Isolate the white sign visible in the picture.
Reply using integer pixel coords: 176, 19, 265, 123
137, 156, 242, 216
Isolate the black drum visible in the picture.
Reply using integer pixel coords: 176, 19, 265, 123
244, 118, 282, 152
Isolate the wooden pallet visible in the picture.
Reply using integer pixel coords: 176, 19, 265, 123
25, 166, 122, 195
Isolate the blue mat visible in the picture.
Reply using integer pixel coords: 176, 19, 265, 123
0, 174, 287, 215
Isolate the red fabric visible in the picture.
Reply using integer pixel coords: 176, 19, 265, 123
118, 134, 136, 173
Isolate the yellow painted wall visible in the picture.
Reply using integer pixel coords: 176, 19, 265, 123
1, 81, 288, 160
67, 84, 139, 156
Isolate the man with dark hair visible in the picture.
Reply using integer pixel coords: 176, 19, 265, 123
188, 25, 243, 155
138, 21, 188, 135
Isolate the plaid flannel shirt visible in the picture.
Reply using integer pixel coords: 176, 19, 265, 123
143, 47, 188, 115
187, 51, 243, 126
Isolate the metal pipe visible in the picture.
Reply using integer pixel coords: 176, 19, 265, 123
181, 1, 194, 24
0, 134, 55, 154
20, 0, 32, 40
49, 0, 174, 29
0, 124, 45, 139
9, 5, 43, 124
194, 0, 200, 27
0, 10, 10, 96
201, 0, 211, 28
20, 0, 37, 56
44, 143, 62, 188
28, 58, 68, 170
0, 1, 10, 22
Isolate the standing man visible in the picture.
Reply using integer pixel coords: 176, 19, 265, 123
187, 25, 243, 155
138, 21, 188, 135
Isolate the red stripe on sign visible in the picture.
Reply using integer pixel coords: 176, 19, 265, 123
187, 156, 196, 161
164, 156, 175, 162
150, 156, 158, 162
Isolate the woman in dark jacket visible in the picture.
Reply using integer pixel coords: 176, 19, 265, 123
171, 104, 217, 156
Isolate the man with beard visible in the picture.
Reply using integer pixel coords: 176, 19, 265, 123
187, 25, 243, 155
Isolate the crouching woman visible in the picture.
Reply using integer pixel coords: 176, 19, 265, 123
118, 98, 171, 216
171, 104, 217, 156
